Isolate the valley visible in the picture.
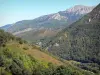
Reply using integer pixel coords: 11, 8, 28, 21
0, 1, 100, 75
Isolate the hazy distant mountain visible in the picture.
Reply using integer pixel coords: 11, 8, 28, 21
1, 5, 94, 43
0, 24, 12, 31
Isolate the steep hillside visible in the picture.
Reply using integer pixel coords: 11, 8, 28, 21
43, 3, 100, 72
6, 41, 63, 65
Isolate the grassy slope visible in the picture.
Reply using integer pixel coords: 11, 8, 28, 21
0, 41, 60, 75
6, 41, 63, 66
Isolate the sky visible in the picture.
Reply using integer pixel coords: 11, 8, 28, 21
0, 0, 100, 27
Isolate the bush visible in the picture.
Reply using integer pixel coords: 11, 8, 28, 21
52, 65, 83, 75
9, 62, 23, 75
0, 56, 4, 67
23, 47, 29, 50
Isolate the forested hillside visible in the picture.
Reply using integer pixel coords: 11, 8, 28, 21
42, 4, 100, 74
0, 29, 96, 75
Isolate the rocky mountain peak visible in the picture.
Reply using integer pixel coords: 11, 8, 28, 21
66, 5, 95, 14
49, 13, 67, 20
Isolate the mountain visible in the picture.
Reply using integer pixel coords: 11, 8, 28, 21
43, 4, 100, 74
1, 5, 94, 43
0, 29, 95, 75
66, 5, 95, 14
7, 5, 94, 32
0, 24, 12, 31
43, 3, 100, 66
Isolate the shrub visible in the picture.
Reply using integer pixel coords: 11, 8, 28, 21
23, 47, 29, 50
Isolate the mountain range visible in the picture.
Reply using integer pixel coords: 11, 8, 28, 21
0, 5, 94, 43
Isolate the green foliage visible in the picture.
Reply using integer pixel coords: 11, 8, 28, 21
78, 63, 100, 74
53, 65, 78, 75
0, 29, 27, 47
16, 37, 27, 44
0, 67, 12, 75
0, 29, 14, 46
52, 65, 95, 75
0, 56, 4, 67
